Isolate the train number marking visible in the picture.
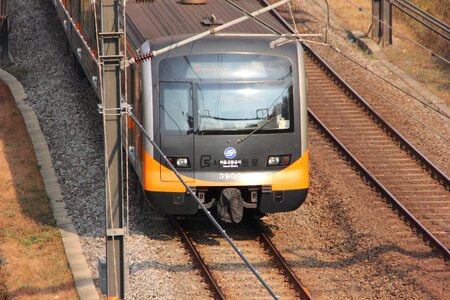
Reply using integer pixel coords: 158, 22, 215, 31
219, 173, 241, 180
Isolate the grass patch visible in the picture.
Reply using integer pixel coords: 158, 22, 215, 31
0, 81, 78, 299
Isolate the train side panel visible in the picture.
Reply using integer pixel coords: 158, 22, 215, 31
52, 0, 101, 97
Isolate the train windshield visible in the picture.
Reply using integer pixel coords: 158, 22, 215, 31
159, 54, 293, 135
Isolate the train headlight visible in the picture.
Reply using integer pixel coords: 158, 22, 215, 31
167, 157, 191, 168
267, 155, 291, 167
267, 156, 281, 166
176, 158, 190, 168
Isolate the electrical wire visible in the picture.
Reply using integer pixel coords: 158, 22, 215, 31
268, 0, 449, 126
324, 46, 449, 119
127, 110, 280, 299
295, 0, 449, 138
327, 57, 449, 141
287, 1, 299, 34
307, 32, 450, 140
341, 0, 450, 64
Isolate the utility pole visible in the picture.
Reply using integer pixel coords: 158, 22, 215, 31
99, 0, 126, 299
372, 0, 392, 46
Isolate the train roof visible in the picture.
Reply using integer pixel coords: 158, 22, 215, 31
125, 0, 291, 48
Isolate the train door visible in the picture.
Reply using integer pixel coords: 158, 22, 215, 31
158, 81, 195, 182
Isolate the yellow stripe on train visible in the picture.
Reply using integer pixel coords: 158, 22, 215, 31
142, 150, 309, 192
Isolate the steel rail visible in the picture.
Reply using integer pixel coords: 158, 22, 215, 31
393, 1, 450, 42
255, 222, 313, 300
128, 110, 279, 299
304, 50, 450, 187
172, 216, 313, 299
397, 0, 450, 32
261, 0, 449, 187
170, 217, 226, 300
308, 109, 450, 259
260, 0, 450, 258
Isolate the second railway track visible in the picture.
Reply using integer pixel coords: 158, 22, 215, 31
262, 0, 449, 257
304, 50, 450, 257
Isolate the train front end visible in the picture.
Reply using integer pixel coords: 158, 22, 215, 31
141, 36, 308, 222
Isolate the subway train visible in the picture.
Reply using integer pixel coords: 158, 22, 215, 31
52, 0, 309, 222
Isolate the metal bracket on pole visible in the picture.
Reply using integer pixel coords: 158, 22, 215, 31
372, 0, 393, 46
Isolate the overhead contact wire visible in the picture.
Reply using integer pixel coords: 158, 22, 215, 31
130, 0, 290, 64
123, 2, 297, 298
291, 1, 449, 129
332, 62, 449, 141
326, 47, 450, 119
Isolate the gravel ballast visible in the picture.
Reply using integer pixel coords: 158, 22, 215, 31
6, 1, 210, 298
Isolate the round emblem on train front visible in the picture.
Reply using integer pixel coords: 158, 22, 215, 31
224, 147, 237, 159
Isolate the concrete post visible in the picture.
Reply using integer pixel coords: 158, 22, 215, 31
372, 0, 392, 46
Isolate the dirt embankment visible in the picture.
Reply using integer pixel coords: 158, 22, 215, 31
0, 81, 77, 299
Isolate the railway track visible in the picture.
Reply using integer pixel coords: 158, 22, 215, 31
303, 49, 450, 258
171, 217, 312, 299
265, 0, 449, 257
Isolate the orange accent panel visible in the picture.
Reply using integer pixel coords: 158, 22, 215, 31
160, 161, 195, 183
143, 150, 309, 193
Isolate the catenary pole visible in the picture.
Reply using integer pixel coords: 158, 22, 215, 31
99, 0, 126, 299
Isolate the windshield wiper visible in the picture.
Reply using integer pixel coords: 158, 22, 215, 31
237, 115, 276, 144
196, 128, 244, 135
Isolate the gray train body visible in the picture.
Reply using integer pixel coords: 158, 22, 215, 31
52, 0, 309, 221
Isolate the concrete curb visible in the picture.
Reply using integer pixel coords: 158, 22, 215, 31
348, 30, 449, 116
0, 68, 99, 300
